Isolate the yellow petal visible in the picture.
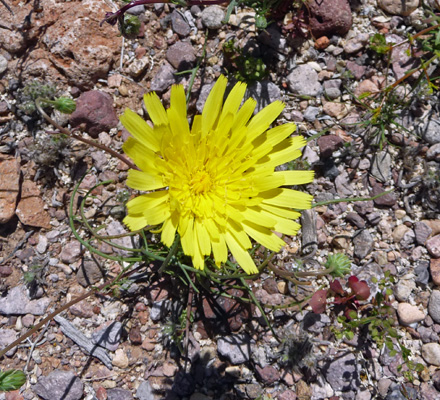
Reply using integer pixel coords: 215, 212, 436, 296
123, 214, 147, 231
274, 218, 301, 236
211, 234, 228, 266
242, 221, 285, 252
224, 231, 258, 274
202, 75, 227, 136
126, 191, 169, 214
122, 137, 157, 172
161, 213, 178, 247
195, 218, 211, 255
144, 92, 168, 126
246, 101, 285, 142
120, 108, 160, 152
126, 169, 165, 191
274, 170, 315, 186
219, 81, 247, 124
261, 188, 313, 210
143, 201, 171, 225
259, 204, 301, 220
265, 123, 297, 147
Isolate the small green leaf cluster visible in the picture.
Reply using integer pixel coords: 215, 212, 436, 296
0, 369, 26, 392
223, 39, 268, 83
17, 81, 57, 116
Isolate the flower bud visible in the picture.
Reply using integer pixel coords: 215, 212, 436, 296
53, 97, 76, 114
326, 253, 351, 278
119, 14, 140, 40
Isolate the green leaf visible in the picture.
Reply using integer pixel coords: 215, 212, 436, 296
0, 370, 26, 392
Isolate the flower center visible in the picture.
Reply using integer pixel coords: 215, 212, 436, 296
190, 169, 212, 195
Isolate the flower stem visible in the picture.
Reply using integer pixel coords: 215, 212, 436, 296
35, 98, 138, 171
158, 234, 181, 275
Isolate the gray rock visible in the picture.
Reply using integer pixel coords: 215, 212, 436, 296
0, 285, 50, 315
286, 65, 322, 97
0, 54, 7, 75
421, 118, 440, 145
353, 230, 374, 259
106, 220, 133, 255
60, 241, 83, 264
91, 151, 108, 171
126, 5, 145, 15
0, 328, 17, 356
393, 280, 415, 302
345, 212, 366, 228
150, 62, 176, 92
415, 261, 430, 286
136, 381, 156, 400
92, 321, 123, 351
303, 106, 320, 122
343, 33, 370, 54
77, 260, 105, 287
422, 343, 440, 366
217, 334, 251, 365
107, 388, 133, 400
386, 384, 417, 400
171, 10, 191, 36
324, 353, 360, 392
371, 151, 392, 182
428, 291, 440, 323
166, 41, 196, 71
417, 326, 439, 343
32, 370, 83, 400
427, 143, 440, 161
150, 299, 170, 321
196, 82, 216, 113
414, 221, 432, 245
335, 170, 354, 196
201, 6, 225, 29
245, 81, 281, 113
323, 79, 342, 99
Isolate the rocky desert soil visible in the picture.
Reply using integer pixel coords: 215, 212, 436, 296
1, 0, 440, 399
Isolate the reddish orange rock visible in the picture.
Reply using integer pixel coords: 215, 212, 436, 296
315, 36, 330, 50
16, 180, 51, 229
0, 155, 20, 224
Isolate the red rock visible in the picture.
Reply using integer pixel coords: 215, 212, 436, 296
96, 387, 107, 400
317, 135, 344, 158
431, 259, 440, 286
129, 326, 143, 345
307, 0, 352, 38
166, 41, 196, 71
0, 266, 13, 277
15, 181, 51, 229
427, 235, 440, 258
5, 391, 24, 400
70, 91, 118, 138
1, 0, 120, 89
255, 365, 280, 386
0, 155, 20, 224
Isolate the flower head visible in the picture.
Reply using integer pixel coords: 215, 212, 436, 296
121, 76, 314, 274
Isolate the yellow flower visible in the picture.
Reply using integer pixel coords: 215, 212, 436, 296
120, 75, 314, 274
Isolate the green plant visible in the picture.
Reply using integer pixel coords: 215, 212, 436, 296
17, 81, 57, 116
331, 271, 424, 381
223, 39, 268, 83
0, 369, 26, 392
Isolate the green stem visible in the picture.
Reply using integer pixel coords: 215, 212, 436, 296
312, 189, 394, 208
158, 234, 181, 275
